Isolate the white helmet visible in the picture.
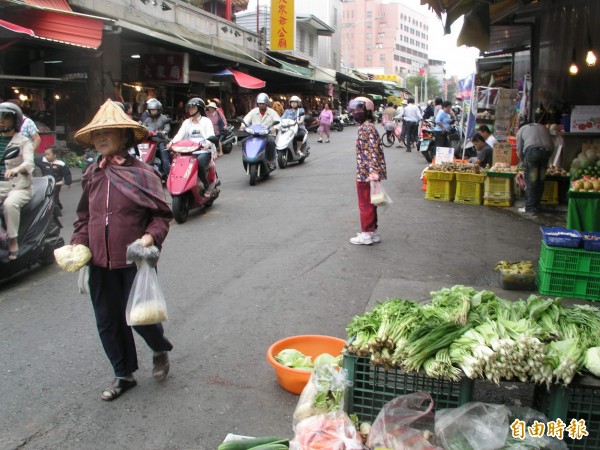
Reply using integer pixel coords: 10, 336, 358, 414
256, 93, 270, 105
289, 95, 301, 104
349, 96, 375, 112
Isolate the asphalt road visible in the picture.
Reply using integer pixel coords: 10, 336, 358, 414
0, 126, 557, 449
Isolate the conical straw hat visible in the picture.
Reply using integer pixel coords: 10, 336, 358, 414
75, 99, 148, 146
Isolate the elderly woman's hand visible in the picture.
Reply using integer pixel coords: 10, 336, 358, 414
140, 233, 154, 247
4, 168, 18, 180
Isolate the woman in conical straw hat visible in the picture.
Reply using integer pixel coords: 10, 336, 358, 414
69, 99, 174, 401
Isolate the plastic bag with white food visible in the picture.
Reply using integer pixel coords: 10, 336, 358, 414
125, 260, 168, 326
126, 239, 161, 267
54, 244, 92, 272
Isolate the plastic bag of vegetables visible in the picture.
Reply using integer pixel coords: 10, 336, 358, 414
126, 260, 168, 325
289, 412, 364, 450
366, 392, 442, 450
293, 364, 350, 426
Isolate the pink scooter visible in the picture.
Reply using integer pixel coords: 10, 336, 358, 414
166, 138, 220, 224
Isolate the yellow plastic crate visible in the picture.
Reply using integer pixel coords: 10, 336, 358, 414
484, 197, 513, 207
455, 173, 485, 184
426, 179, 456, 202
455, 181, 483, 205
425, 171, 455, 181
541, 180, 559, 205
484, 176, 514, 199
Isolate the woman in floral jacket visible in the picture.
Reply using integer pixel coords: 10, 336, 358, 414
349, 97, 387, 245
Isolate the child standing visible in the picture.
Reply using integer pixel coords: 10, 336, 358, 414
35, 146, 72, 211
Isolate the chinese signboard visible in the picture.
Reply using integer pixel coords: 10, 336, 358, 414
374, 74, 399, 83
139, 53, 189, 83
270, 0, 295, 51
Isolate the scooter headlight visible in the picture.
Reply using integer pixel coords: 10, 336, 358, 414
259, 129, 269, 136
138, 143, 150, 150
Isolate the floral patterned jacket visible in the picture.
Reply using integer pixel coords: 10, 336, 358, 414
355, 121, 387, 182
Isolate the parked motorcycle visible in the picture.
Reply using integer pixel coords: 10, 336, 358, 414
240, 123, 276, 186
304, 115, 319, 133
331, 117, 344, 132
275, 118, 310, 169
219, 124, 237, 154
167, 138, 220, 224
0, 176, 64, 282
138, 130, 170, 181
339, 112, 356, 126
417, 120, 463, 163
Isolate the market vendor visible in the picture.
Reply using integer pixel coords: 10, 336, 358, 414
469, 134, 493, 168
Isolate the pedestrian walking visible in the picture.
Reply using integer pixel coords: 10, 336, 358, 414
516, 122, 554, 214
402, 98, 422, 152
317, 102, 333, 143
70, 99, 174, 401
348, 97, 387, 246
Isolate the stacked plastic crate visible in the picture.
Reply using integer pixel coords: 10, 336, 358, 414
484, 172, 516, 206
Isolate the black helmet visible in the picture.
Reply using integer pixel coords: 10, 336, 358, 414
0, 102, 23, 132
186, 97, 205, 115
146, 98, 162, 118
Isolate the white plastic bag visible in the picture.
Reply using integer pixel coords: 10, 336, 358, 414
370, 181, 393, 206
125, 260, 168, 326
78, 266, 89, 295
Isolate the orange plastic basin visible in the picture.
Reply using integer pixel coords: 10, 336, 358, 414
266, 335, 346, 395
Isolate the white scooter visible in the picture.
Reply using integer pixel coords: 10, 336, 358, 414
275, 118, 310, 169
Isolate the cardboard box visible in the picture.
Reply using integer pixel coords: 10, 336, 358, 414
570, 106, 600, 133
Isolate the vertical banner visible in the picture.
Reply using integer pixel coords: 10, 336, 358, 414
270, 0, 295, 51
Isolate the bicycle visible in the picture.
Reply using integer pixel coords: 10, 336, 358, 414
381, 122, 396, 147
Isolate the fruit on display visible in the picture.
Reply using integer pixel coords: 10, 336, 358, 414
569, 148, 600, 180
488, 162, 517, 173
546, 165, 568, 176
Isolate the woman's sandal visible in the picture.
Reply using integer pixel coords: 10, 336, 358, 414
7, 251, 18, 261
101, 378, 137, 401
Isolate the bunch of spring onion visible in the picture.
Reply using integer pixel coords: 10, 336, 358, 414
449, 318, 547, 384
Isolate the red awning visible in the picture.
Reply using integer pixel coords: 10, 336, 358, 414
229, 69, 266, 89
0, 19, 36, 37
9, 10, 103, 49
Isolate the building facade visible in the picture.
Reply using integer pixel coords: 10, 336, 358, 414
341, 0, 430, 78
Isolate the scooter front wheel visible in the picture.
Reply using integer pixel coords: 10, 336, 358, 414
277, 151, 288, 169
172, 193, 191, 223
249, 164, 258, 186
222, 142, 233, 154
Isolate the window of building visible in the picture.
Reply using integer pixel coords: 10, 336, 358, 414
366, 10, 372, 17
377, 32, 384, 38
309, 34, 314, 56
366, 55, 372, 61
334, 7, 338, 27
299, 29, 305, 52
394, 54, 400, 61
375, 43, 383, 49
380, 53, 385, 62
367, 44, 372, 50
366, 33, 371, 39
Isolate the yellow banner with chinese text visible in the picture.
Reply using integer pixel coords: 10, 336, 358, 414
270, 0, 295, 51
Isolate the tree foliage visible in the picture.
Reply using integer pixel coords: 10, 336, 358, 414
405, 75, 442, 102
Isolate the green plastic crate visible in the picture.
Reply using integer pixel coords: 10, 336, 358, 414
455, 181, 483, 205
426, 179, 456, 202
343, 353, 474, 423
539, 241, 600, 276
538, 268, 600, 301
533, 376, 600, 449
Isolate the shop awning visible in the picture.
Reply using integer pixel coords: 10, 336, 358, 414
8, 10, 103, 49
0, 19, 35, 38
213, 68, 266, 89
21, 0, 73, 11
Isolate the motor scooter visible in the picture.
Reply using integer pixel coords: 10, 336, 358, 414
219, 124, 237, 154
138, 130, 170, 181
304, 115, 319, 133
339, 112, 355, 126
275, 118, 310, 169
0, 175, 64, 282
240, 123, 277, 186
331, 117, 344, 132
417, 119, 436, 163
167, 137, 220, 224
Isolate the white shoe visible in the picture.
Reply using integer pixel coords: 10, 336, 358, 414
518, 207, 526, 213
371, 231, 381, 243
350, 232, 373, 245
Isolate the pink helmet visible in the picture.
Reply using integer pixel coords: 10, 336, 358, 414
349, 96, 374, 112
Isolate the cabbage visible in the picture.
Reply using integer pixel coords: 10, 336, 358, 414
571, 159, 582, 169
585, 149, 598, 162
313, 353, 341, 368
275, 349, 313, 369
584, 347, 600, 377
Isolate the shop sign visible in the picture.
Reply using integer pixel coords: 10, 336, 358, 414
139, 53, 189, 84
435, 147, 454, 163
492, 142, 512, 165
570, 106, 600, 133
270, 0, 295, 51
374, 74, 398, 83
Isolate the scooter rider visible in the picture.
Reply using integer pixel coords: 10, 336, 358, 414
281, 95, 306, 157
240, 93, 280, 170
169, 98, 217, 196
141, 98, 171, 177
